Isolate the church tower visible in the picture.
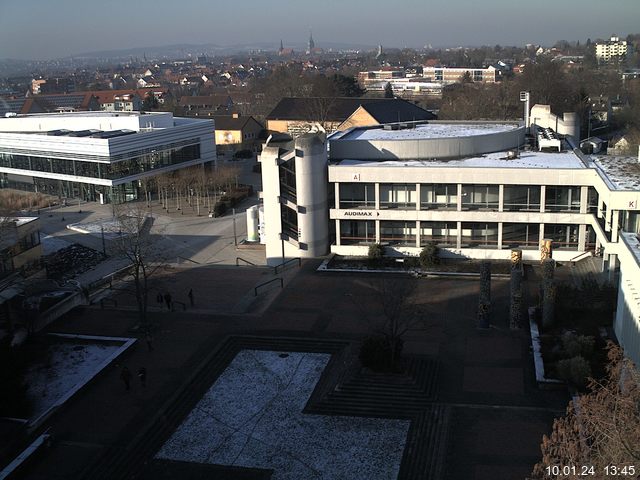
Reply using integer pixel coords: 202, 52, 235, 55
307, 30, 315, 54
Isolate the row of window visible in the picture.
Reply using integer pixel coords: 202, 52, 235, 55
0, 143, 201, 181
338, 183, 597, 212
339, 220, 593, 250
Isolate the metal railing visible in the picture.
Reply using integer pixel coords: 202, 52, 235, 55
274, 257, 301, 274
254, 277, 283, 296
177, 256, 200, 264
236, 257, 258, 267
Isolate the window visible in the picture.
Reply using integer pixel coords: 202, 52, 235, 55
461, 184, 499, 210
545, 186, 581, 212
420, 184, 457, 209
380, 184, 416, 209
502, 223, 540, 248
278, 158, 296, 200
380, 221, 416, 246
340, 220, 375, 245
420, 222, 457, 247
544, 224, 579, 249
461, 222, 499, 247
503, 185, 540, 211
339, 183, 375, 209
281, 205, 298, 240
587, 187, 598, 214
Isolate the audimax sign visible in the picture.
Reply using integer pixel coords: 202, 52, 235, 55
343, 211, 380, 217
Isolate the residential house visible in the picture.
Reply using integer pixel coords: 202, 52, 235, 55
266, 97, 436, 138
211, 113, 264, 153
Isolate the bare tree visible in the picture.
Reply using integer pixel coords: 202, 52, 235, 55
531, 343, 640, 479
354, 278, 428, 369
111, 203, 166, 328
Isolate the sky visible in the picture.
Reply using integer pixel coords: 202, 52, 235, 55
0, 0, 638, 60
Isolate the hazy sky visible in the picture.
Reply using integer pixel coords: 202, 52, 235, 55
0, 0, 638, 60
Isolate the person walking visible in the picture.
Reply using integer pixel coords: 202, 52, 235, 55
163, 292, 172, 310
137, 367, 147, 388
188, 288, 194, 307
120, 366, 132, 391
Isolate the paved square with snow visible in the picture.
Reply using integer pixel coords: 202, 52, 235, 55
156, 350, 410, 480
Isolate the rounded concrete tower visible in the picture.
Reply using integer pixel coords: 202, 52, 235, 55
294, 133, 328, 257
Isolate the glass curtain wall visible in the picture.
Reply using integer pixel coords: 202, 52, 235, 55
461, 184, 499, 210
503, 185, 541, 211
339, 183, 375, 209
379, 184, 416, 209
420, 221, 457, 246
340, 220, 375, 245
380, 221, 416, 245
420, 184, 457, 209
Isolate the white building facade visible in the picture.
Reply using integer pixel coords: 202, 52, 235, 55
259, 119, 640, 363
0, 111, 215, 203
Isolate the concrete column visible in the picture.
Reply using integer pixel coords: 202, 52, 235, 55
375, 220, 380, 243
605, 206, 612, 232
415, 183, 421, 211
375, 183, 380, 210
498, 185, 504, 212
580, 186, 588, 214
578, 224, 587, 251
334, 183, 340, 210
611, 210, 619, 242
335, 219, 341, 246
416, 220, 421, 248
498, 222, 503, 249
539, 223, 545, 246
456, 221, 462, 249
457, 183, 462, 211
539, 185, 546, 213
608, 253, 618, 282
597, 198, 605, 218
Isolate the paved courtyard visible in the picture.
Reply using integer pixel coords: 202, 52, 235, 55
11, 198, 570, 480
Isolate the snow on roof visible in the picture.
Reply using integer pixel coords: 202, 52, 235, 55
341, 122, 519, 141
592, 155, 640, 191
335, 150, 586, 169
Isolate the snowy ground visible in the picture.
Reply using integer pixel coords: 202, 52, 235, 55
157, 350, 410, 480
66, 219, 126, 239
26, 341, 122, 420
40, 234, 73, 255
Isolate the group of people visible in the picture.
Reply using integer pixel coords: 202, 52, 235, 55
155, 288, 194, 310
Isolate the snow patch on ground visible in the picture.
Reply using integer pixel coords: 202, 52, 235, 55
26, 342, 121, 419
157, 350, 410, 479
40, 234, 72, 255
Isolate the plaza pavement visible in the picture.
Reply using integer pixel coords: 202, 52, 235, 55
13, 191, 571, 479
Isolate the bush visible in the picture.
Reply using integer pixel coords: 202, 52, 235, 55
555, 355, 591, 388
561, 332, 595, 358
419, 242, 440, 268
367, 243, 384, 263
358, 335, 403, 372
213, 202, 227, 217
404, 256, 420, 268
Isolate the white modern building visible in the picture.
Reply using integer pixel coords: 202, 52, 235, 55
0, 111, 215, 203
259, 112, 640, 364
596, 36, 630, 64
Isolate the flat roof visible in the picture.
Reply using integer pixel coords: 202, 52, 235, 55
333, 150, 586, 169
592, 155, 640, 191
338, 122, 520, 141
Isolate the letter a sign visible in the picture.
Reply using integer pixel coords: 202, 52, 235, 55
352, 173, 361, 181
